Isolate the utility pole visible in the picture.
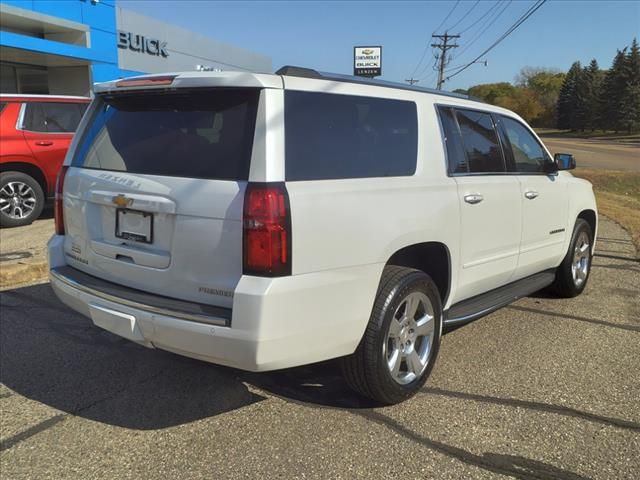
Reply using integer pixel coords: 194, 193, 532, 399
405, 78, 419, 85
431, 33, 460, 90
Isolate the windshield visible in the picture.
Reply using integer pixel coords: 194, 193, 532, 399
72, 89, 259, 181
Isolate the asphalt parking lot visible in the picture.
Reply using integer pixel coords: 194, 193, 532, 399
1, 216, 639, 480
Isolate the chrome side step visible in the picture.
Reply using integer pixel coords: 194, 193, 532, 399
444, 270, 556, 325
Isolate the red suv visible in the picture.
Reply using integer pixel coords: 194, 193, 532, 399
0, 94, 90, 227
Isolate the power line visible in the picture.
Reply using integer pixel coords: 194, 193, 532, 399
447, 0, 481, 32
458, 1, 502, 35
445, 0, 545, 82
409, 0, 461, 79
432, 0, 461, 34
454, 0, 512, 59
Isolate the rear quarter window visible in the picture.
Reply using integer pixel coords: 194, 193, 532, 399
72, 89, 259, 181
284, 91, 418, 181
23, 102, 87, 133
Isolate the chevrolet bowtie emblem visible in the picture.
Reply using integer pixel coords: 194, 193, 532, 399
112, 194, 133, 208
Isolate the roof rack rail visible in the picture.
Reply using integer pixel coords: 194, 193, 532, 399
275, 65, 477, 102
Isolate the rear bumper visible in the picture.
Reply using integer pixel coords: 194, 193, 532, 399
48, 235, 382, 371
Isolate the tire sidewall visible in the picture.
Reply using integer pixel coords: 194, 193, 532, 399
0, 172, 45, 227
374, 272, 443, 401
562, 219, 594, 296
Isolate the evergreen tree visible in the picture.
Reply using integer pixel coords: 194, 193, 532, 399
582, 59, 603, 131
621, 38, 640, 133
557, 61, 581, 130
599, 48, 627, 132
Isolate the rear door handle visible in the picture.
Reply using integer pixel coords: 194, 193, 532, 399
524, 190, 539, 200
463, 193, 484, 204
35, 141, 53, 146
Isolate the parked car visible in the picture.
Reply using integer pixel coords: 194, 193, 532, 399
0, 94, 90, 227
47, 68, 597, 404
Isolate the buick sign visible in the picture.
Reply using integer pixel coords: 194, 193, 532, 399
118, 31, 169, 57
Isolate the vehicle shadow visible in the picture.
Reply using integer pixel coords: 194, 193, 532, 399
0, 284, 265, 432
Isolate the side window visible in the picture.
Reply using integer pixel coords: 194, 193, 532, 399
0, 102, 6, 114
23, 102, 85, 132
455, 109, 505, 173
41, 103, 84, 132
285, 91, 418, 181
23, 103, 47, 132
437, 106, 467, 173
499, 116, 549, 173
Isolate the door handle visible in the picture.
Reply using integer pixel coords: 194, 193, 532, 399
35, 141, 53, 146
524, 190, 539, 200
463, 193, 484, 204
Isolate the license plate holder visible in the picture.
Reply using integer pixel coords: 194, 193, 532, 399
115, 209, 153, 244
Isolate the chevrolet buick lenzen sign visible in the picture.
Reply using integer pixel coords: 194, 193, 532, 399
354, 46, 382, 77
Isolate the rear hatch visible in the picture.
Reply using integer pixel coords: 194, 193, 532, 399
63, 88, 260, 309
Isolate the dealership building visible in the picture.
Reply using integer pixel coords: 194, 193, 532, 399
0, 0, 272, 96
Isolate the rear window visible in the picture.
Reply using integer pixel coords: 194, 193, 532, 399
72, 89, 259, 181
285, 91, 418, 181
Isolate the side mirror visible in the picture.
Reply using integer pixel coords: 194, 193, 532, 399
554, 153, 576, 171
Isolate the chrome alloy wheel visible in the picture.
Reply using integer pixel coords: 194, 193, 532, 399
571, 231, 591, 287
384, 291, 435, 385
0, 181, 37, 220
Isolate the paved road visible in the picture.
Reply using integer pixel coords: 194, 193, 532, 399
541, 137, 639, 171
1, 217, 639, 480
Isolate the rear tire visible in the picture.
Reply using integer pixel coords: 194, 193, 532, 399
341, 266, 442, 405
0, 172, 45, 227
550, 219, 593, 298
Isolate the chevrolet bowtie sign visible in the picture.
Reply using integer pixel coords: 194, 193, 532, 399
118, 31, 169, 57
354, 46, 382, 77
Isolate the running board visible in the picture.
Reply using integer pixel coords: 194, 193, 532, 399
444, 270, 556, 325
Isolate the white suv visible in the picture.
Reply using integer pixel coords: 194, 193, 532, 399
48, 67, 597, 404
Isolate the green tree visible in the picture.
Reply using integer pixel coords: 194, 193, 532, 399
579, 59, 603, 131
621, 38, 640, 132
557, 61, 582, 130
516, 67, 565, 127
599, 49, 627, 132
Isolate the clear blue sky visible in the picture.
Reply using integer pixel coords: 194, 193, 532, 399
120, 0, 640, 90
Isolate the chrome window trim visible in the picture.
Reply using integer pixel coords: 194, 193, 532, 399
50, 268, 230, 327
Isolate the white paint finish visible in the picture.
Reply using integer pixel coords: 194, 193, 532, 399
50, 71, 599, 373
63, 168, 245, 309
89, 303, 145, 343
453, 175, 522, 302
49, 261, 383, 371
249, 88, 285, 182
514, 174, 569, 278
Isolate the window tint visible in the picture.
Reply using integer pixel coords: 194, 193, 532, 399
499, 116, 549, 173
0, 102, 6, 115
437, 106, 467, 174
72, 90, 259, 181
23, 102, 87, 132
285, 91, 417, 180
455, 109, 505, 173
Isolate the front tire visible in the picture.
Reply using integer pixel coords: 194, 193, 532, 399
0, 171, 45, 227
341, 266, 442, 405
550, 218, 593, 298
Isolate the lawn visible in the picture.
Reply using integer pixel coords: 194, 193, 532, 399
573, 168, 640, 256
536, 129, 640, 144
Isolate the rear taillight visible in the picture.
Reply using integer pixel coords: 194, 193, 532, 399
54, 166, 68, 235
243, 183, 291, 276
